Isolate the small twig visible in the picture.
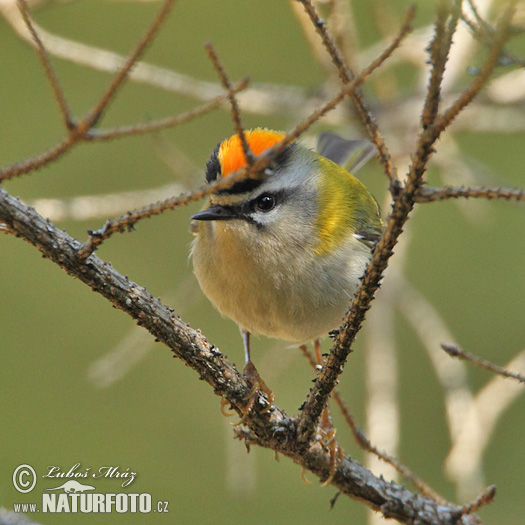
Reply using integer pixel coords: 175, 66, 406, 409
204, 42, 254, 166
17, 0, 72, 128
441, 344, 525, 384
80, 0, 177, 131
415, 185, 525, 203
459, 485, 497, 515
421, 0, 462, 130
0, 137, 75, 181
84, 78, 249, 141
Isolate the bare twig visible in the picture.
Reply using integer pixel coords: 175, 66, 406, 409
442, 344, 525, 384
434, 2, 516, 135
80, 0, 177, 130
421, 0, 462, 129
462, 1, 525, 68
84, 79, 249, 141
17, 0, 72, 128
415, 185, 525, 202
459, 485, 497, 516
204, 42, 254, 166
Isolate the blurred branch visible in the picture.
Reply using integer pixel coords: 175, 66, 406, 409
29, 182, 187, 222
461, 0, 525, 67
445, 350, 525, 500
441, 344, 525, 384
434, 3, 516, 136
398, 277, 475, 441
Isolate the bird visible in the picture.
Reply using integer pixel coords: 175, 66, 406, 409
190, 128, 382, 415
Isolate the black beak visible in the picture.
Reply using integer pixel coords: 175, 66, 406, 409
191, 204, 239, 221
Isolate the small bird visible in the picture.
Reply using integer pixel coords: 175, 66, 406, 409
190, 128, 382, 410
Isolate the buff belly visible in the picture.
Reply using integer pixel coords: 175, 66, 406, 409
191, 221, 370, 343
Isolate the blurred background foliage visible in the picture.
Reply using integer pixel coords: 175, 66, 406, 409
0, 0, 524, 523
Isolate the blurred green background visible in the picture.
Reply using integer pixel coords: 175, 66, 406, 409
1, 1, 524, 523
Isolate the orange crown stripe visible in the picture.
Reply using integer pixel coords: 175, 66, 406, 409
218, 129, 286, 177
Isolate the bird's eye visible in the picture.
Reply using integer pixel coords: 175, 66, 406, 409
255, 194, 276, 212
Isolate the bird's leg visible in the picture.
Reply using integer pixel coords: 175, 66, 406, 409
314, 339, 344, 485
241, 331, 274, 417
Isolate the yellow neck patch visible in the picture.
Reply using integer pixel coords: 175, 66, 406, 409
315, 156, 380, 256
218, 129, 286, 177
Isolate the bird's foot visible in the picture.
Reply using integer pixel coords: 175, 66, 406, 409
240, 360, 274, 420
220, 397, 236, 417
317, 407, 344, 486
